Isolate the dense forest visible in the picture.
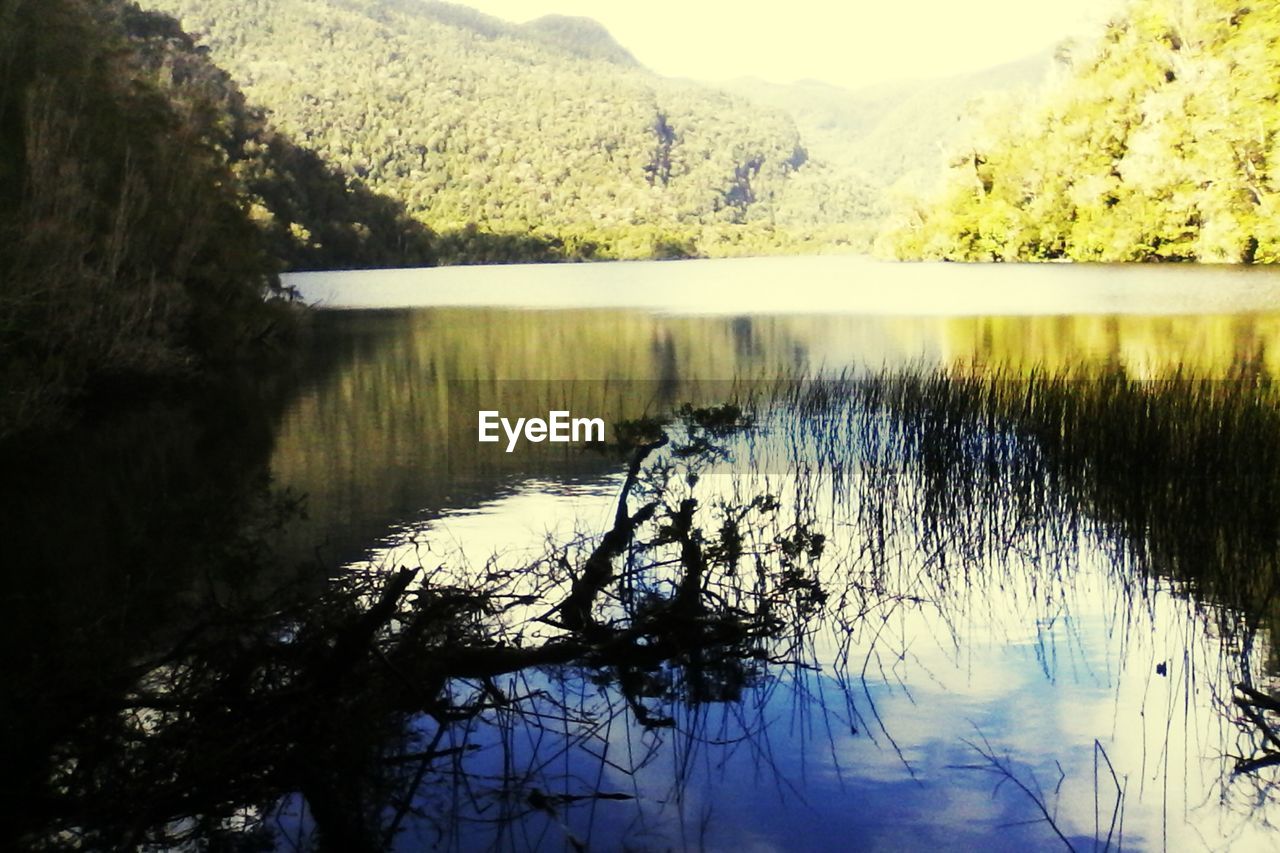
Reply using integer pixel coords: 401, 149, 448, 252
882, 0, 1280, 262
0, 0, 465, 437
143, 0, 882, 259
1, 0, 275, 437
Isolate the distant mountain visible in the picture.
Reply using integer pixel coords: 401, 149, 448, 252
720, 52, 1052, 187
520, 14, 640, 67
364, 2, 639, 66
143, 0, 880, 259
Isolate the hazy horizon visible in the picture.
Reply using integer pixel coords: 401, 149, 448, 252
462, 0, 1125, 89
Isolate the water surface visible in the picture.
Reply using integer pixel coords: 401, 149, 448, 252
12, 259, 1280, 851
264, 259, 1280, 850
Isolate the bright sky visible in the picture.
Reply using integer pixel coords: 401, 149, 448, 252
461, 0, 1126, 89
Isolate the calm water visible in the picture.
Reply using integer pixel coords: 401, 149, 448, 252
12, 259, 1280, 851
277, 258, 1280, 568
263, 259, 1280, 851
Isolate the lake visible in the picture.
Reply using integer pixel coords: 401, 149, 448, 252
10, 257, 1280, 851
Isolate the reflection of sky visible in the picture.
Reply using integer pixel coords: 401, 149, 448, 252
346, 417, 1280, 852
369, 477, 625, 575
289, 257, 1280, 317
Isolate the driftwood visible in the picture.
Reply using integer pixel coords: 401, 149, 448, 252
556, 434, 667, 633
26, 407, 818, 850
1234, 682, 1280, 773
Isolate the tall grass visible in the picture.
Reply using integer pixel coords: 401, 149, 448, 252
776, 364, 1280, 669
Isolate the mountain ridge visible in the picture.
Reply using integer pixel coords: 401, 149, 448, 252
718, 51, 1052, 186
520, 13, 640, 67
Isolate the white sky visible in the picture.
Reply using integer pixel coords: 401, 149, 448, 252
461, 0, 1126, 89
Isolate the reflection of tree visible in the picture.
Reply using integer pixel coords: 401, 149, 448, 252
1233, 682, 1280, 772
20, 405, 831, 850
23, 367, 1280, 848
0, 372, 305, 851
948, 728, 1125, 853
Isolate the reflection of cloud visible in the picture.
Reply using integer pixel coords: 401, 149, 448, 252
338, 411, 1280, 849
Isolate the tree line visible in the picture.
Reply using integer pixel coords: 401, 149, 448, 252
145, 0, 880, 260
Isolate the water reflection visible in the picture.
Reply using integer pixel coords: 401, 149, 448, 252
19, 364, 1280, 849
367, 371, 1280, 850
777, 372, 1280, 849
16, 259, 1280, 849
274, 304, 1280, 569
15, 406, 848, 850
0, 377, 309, 850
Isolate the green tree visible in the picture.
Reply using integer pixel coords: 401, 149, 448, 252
882, 0, 1280, 263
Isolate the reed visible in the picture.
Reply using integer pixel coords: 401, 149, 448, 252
775, 364, 1280, 669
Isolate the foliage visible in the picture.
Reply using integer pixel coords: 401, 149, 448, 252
0, 0, 299, 437
830, 365, 1280, 648
110, 3, 448, 271
881, 0, 1280, 262
1, 0, 506, 436
144, 0, 881, 259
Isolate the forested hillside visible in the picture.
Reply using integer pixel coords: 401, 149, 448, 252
882, 0, 1280, 262
143, 0, 881, 258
